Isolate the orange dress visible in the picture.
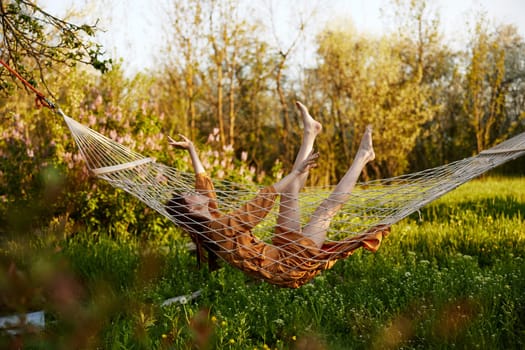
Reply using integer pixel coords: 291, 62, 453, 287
191, 173, 389, 289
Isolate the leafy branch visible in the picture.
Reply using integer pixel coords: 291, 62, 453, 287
0, 0, 111, 94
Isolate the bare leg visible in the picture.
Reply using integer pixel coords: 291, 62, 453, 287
303, 125, 375, 247
276, 102, 322, 234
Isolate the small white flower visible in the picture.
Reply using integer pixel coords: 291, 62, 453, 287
273, 318, 284, 326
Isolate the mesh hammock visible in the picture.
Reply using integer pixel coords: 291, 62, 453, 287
59, 108, 525, 288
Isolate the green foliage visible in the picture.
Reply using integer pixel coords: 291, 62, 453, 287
0, 61, 266, 240
1, 178, 524, 349
462, 15, 509, 154
154, 0, 525, 182
0, 0, 111, 92
310, 25, 438, 179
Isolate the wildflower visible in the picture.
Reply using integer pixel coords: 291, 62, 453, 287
292, 335, 297, 341
161, 334, 167, 339
211, 316, 217, 323
86, 114, 95, 126
229, 339, 235, 344
94, 94, 103, 108
221, 321, 227, 327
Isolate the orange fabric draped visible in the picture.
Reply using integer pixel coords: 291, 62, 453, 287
189, 173, 389, 288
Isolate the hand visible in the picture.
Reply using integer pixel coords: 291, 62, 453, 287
297, 151, 319, 174
168, 134, 195, 151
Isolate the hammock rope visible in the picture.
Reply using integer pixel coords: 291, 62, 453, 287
3, 60, 525, 288
0, 59, 55, 109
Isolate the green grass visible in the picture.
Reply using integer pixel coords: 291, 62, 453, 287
1, 177, 524, 349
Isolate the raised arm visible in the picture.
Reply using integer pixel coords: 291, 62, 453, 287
169, 134, 219, 215
168, 134, 205, 174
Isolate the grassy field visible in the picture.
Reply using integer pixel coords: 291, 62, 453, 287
1, 177, 524, 349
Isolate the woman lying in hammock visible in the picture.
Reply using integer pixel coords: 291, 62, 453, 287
166, 102, 389, 288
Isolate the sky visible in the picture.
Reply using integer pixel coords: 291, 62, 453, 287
41, 0, 525, 75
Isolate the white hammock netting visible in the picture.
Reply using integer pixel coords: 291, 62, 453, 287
60, 109, 525, 288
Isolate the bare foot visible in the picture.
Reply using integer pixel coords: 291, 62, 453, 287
358, 125, 375, 162
296, 101, 322, 135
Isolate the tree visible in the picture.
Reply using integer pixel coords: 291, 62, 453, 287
0, 0, 111, 93
159, 0, 281, 176
263, 0, 318, 169
160, 0, 207, 139
206, 0, 246, 148
494, 24, 525, 141
463, 15, 508, 154
389, 0, 455, 169
308, 19, 436, 181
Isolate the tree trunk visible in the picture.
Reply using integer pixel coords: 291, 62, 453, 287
217, 64, 225, 149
